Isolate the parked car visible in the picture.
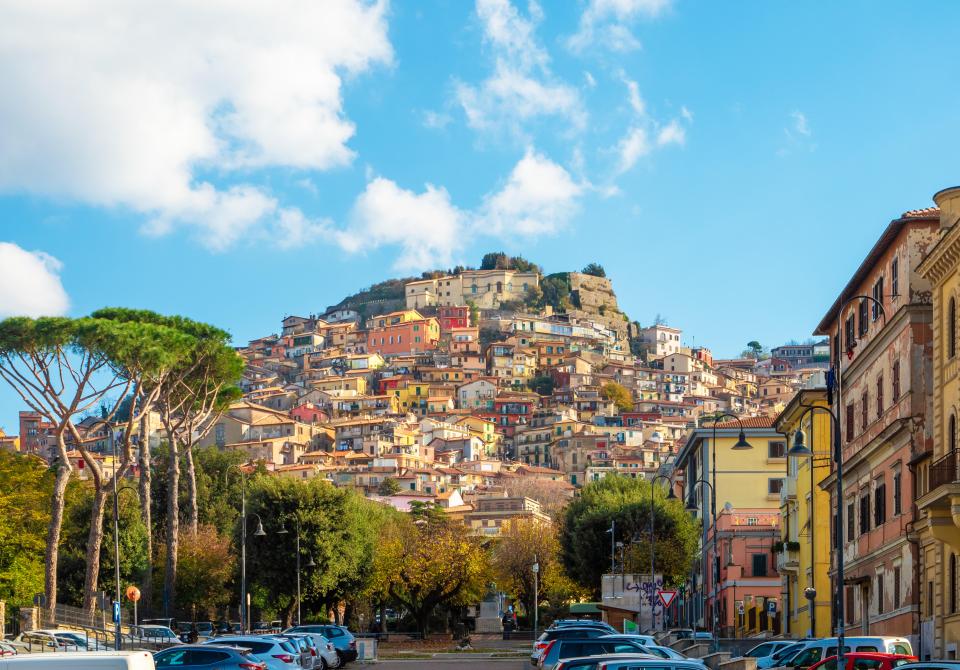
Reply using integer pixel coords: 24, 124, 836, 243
538, 639, 654, 670
747, 642, 806, 660
279, 633, 338, 670
670, 629, 695, 640
692, 632, 715, 642
193, 623, 215, 640
643, 644, 708, 666
131, 625, 181, 648
808, 654, 918, 670
597, 660, 710, 670
533, 628, 613, 666
895, 664, 960, 670
778, 639, 915, 670
601, 635, 657, 648
554, 655, 663, 670
203, 636, 300, 670
0, 651, 155, 669
0, 643, 17, 657
283, 626, 355, 665
154, 644, 267, 670
264, 636, 311, 670
13, 631, 88, 652
550, 620, 617, 633
759, 643, 811, 670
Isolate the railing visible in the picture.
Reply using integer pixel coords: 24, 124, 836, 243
928, 449, 960, 494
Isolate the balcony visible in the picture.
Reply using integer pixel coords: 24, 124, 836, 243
774, 541, 800, 572
916, 448, 960, 551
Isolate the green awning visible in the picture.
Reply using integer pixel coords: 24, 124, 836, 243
568, 603, 601, 614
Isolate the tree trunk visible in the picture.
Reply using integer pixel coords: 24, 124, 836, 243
44, 461, 72, 624
416, 609, 430, 636
138, 423, 153, 618
183, 443, 199, 536
164, 438, 180, 616
285, 599, 297, 628
82, 486, 111, 618
379, 603, 387, 634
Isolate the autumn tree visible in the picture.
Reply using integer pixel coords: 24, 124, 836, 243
371, 503, 490, 634
601, 381, 634, 412
491, 519, 583, 623
559, 475, 699, 597
168, 525, 235, 619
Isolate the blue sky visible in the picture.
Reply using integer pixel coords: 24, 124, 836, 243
1, 0, 960, 432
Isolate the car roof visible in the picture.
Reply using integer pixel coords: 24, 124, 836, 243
823, 654, 916, 660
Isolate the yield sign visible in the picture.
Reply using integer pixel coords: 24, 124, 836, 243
658, 590, 677, 608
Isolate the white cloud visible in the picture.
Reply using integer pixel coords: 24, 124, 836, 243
681, 106, 694, 122
625, 78, 646, 116
656, 120, 686, 147
0, 243, 70, 318
343, 178, 465, 271
568, 0, 672, 52
616, 127, 652, 173
456, 0, 584, 137
0, 0, 392, 250
422, 110, 453, 130
584, 71, 597, 88
339, 149, 583, 269
479, 149, 583, 235
791, 111, 811, 137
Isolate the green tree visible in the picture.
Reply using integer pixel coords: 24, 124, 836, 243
581, 263, 606, 278
559, 476, 699, 597
539, 274, 572, 312
528, 375, 555, 396
377, 478, 402, 496
465, 300, 480, 327
601, 381, 634, 412
0, 452, 56, 608
371, 503, 491, 634
164, 525, 235, 620
480, 252, 509, 270
746, 341, 763, 359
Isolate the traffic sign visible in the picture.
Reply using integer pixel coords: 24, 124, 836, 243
658, 590, 677, 608
767, 599, 777, 613
112, 600, 121, 624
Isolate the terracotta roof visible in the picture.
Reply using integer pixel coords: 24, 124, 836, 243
902, 206, 940, 218
711, 416, 776, 429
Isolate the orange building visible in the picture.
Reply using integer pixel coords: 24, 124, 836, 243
366, 310, 440, 356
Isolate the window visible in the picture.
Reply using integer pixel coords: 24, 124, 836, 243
845, 315, 856, 352
859, 493, 870, 535
892, 359, 901, 399
768, 440, 786, 459
877, 574, 885, 614
877, 375, 884, 418
768, 478, 784, 495
874, 480, 886, 526
953, 554, 958, 614
893, 471, 902, 515
752, 553, 768, 577
872, 277, 884, 321
846, 403, 855, 442
847, 587, 855, 624
952, 298, 958, 359
832, 513, 839, 549
893, 566, 902, 609
858, 299, 869, 337
861, 392, 868, 431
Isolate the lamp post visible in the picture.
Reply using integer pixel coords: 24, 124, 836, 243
532, 557, 539, 641
702, 414, 752, 637
606, 520, 616, 574
226, 465, 267, 634
278, 518, 316, 626
649, 474, 676, 633
790, 408, 842, 669
686, 478, 716, 635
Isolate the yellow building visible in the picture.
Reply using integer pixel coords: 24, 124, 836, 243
311, 375, 368, 395
774, 389, 833, 638
394, 380, 431, 415
455, 415, 499, 455
915, 186, 960, 659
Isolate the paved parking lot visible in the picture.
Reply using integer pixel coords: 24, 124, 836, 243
374, 660, 526, 669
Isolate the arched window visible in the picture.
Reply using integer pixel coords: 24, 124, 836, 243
950, 298, 957, 358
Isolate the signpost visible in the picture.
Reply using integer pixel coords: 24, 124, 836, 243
112, 600, 121, 625
657, 590, 677, 609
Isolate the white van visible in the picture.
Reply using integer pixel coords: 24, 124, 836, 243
0, 651, 155, 670
779, 638, 914, 670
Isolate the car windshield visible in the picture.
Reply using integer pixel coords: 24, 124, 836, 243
142, 627, 176, 638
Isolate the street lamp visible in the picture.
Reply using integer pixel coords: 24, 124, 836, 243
649, 473, 675, 633
532, 557, 540, 641
789, 406, 843, 668
702, 413, 752, 639
278, 518, 316, 626
226, 465, 269, 634
685, 478, 716, 637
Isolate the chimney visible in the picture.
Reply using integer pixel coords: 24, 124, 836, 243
934, 186, 960, 230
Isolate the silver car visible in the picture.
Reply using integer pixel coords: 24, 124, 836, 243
205, 636, 301, 670
281, 633, 339, 670
596, 660, 709, 670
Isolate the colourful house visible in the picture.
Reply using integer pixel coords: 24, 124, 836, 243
366, 310, 440, 356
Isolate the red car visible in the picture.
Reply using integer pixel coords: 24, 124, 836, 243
809, 653, 919, 670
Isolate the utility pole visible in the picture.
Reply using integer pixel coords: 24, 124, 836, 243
532, 556, 539, 642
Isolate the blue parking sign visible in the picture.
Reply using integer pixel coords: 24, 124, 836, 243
113, 600, 121, 624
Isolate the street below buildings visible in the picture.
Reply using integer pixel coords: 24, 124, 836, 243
375, 660, 527, 670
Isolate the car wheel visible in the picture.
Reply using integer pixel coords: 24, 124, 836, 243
317, 658, 327, 670
328, 656, 341, 669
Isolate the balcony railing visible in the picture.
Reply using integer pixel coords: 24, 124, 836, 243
928, 449, 960, 495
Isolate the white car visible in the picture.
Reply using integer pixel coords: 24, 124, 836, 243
281, 633, 339, 669
643, 644, 708, 667
0, 651, 154, 668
